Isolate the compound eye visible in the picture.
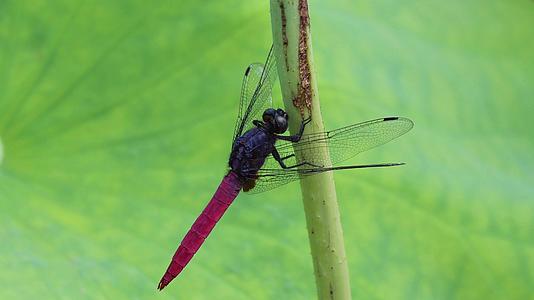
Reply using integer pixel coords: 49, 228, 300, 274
265, 108, 276, 116
275, 116, 288, 133
263, 108, 276, 122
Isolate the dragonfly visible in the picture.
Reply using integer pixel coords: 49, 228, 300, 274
158, 46, 413, 290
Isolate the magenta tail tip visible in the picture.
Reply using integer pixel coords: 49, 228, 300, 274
158, 279, 168, 291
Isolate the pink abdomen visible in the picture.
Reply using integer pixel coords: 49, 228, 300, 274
158, 172, 242, 290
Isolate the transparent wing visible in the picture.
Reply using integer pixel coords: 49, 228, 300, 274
248, 163, 403, 194
232, 46, 277, 148
269, 117, 413, 168
247, 117, 414, 193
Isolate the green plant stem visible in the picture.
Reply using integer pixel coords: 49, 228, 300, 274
270, 1, 351, 299
0, 136, 3, 166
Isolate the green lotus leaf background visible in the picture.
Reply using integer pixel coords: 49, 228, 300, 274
1, 1, 533, 299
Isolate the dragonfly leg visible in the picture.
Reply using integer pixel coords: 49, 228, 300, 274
272, 147, 322, 169
276, 117, 311, 142
282, 161, 323, 169
271, 147, 291, 168
281, 153, 295, 161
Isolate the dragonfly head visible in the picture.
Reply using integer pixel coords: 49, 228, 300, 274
263, 108, 288, 134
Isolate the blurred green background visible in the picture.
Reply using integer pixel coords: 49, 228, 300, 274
1, 0, 533, 299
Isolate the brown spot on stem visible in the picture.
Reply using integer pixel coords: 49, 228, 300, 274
329, 282, 334, 299
279, 1, 289, 72
293, 0, 312, 116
